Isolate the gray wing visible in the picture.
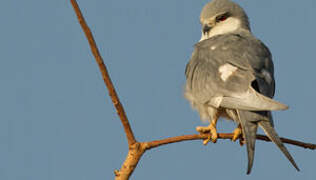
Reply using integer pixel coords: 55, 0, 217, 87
185, 33, 287, 111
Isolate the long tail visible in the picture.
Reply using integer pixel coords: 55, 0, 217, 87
258, 120, 300, 172
237, 110, 258, 174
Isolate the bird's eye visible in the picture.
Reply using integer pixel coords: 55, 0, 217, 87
216, 15, 228, 22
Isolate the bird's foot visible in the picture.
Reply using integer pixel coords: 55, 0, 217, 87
232, 126, 242, 142
232, 125, 244, 146
196, 123, 218, 145
239, 138, 245, 146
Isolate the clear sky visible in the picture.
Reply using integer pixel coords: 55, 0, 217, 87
1, 0, 315, 179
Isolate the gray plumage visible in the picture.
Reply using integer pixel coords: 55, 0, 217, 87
185, 0, 299, 174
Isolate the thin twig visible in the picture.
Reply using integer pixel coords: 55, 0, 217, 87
256, 135, 316, 150
70, 0, 136, 146
145, 133, 316, 150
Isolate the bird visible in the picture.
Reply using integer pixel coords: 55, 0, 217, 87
184, 0, 299, 174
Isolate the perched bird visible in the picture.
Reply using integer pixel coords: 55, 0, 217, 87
184, 0, 299, 174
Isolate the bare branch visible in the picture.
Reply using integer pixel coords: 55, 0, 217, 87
145, 133, 316, 150
114, 143, 146, 180
114, 133, 315, 179
70, 0, 136, 146
256, 135, 316, 150
146, 133, 230, 149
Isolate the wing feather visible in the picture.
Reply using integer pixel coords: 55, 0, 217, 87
185, 33, 286, 111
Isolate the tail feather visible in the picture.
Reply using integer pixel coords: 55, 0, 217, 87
258, 120, 300, 171
237, 110, 259, 174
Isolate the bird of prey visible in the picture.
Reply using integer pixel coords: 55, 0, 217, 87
184, 0, 299, 174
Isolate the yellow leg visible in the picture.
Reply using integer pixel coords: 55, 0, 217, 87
232, 124, 242, 142
196, 118, 218, 145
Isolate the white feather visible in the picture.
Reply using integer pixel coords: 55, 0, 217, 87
200, 17, 242, 41
218, 63, 238, 81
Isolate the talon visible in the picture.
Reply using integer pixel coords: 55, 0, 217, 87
203, 134, 212, 145
232, 126, 242, 142
196, 119, 218, 144
239, 138, 245, 146
210, 126, 218, 143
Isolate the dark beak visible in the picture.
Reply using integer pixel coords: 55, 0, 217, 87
203, 24, 212, 34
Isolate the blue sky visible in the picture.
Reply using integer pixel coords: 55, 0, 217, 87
1, 0, 315, 179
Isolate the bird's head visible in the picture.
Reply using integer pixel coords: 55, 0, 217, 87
199, 0, 250, 41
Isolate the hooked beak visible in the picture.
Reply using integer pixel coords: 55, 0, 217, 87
202, 24, 212, 34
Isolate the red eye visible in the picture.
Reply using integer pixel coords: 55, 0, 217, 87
216, 15, 228, 22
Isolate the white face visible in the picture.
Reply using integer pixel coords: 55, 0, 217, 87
200, 17, 242, 41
